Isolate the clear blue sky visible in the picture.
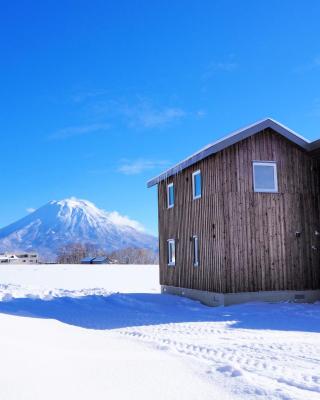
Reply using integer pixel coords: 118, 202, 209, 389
1, 1, 320, 235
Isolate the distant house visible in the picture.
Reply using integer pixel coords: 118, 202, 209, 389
0, 254, 15, 264
147, 118, 320, 306
80, 256, 112, 264
80, 256, 94, 264
0, 253, 38, 264
91, 256, 112, 264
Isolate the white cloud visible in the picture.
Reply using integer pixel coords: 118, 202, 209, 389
203, 59, 238, 80
71, 90, 108, 103
120, 100, 187, 129
84, 96, 190, 129
49, 123, 110, 140
314, 56, 320, 67
118, 159, 169, 175
196, 110, 206, 118
308, 98, 320, 117
295, 56, 320, 73
136, 107, 186, 128
107, 211, 145, 232
208, 62, 237, 72
26, 208, 36, 213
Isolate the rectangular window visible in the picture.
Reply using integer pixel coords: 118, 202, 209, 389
167, 183, 174, 208
192, 170, 202, 199
192, 235, 199, 267
167, 239, 176, 266
253, 162, 278, 193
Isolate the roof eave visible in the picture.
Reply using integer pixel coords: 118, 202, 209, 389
147, 118, 312, 188
309, 139, 320, 151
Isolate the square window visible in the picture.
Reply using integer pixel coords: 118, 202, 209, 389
167, 239, 176, 266
253, 162, 278, 193
167, 183, 174, 208
192, 170, 202, 199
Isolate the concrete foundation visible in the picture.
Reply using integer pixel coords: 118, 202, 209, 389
161, 285, 320, 307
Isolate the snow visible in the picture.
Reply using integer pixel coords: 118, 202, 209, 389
0, 265, 319, 400
0, 314, 220, 400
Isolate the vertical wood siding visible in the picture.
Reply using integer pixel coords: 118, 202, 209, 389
158, 129, 320, 293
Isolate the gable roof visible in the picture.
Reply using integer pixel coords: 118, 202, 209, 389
147, 118, 318, 188
92, 256, 110, 263
81, 256, 94, 263
309, 138, 320, 152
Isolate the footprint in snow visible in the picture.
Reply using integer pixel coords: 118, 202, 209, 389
216, 365, 243, 378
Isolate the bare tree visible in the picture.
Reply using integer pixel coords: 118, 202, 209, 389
56, 243, 104, 264
107, 247, 158, 264
56, 244, 158, 264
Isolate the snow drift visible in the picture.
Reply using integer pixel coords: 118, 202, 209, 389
0, 264, 319, 400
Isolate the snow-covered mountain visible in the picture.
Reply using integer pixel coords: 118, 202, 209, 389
0, 198, 158, 261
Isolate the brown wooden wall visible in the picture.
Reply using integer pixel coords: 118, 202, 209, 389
158, 128, 320, 293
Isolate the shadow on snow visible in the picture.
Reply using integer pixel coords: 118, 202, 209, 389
0, 293, 319, 332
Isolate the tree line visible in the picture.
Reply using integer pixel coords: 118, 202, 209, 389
56, 243, 158, 264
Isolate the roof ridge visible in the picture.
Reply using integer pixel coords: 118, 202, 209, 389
147, 118, 314, 188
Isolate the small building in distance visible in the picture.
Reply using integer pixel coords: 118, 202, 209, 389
80, 256, 113, 264
80, 256, 94, 264
91, 256, 113, 264
0, 254, 19, 264
0, 252, 39, 264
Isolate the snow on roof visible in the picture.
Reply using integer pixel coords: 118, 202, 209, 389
147, 118, 318, 188
81, 257, 94, 263
81, 256, 111, 264
93, 256, 109, 262
309, 138, 320, 151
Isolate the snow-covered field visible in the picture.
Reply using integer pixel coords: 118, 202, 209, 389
0, 265, 319, 400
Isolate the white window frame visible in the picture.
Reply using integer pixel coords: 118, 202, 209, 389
253, 161, 278, 193
167, 183, 174, 208
167, 239, 176, 266
192, 235, 199, 267
192, 169, 202, 200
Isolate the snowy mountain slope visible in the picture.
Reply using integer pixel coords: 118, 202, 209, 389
0, 198, 158, 260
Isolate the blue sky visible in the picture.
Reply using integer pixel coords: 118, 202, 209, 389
1, 1, 320, 235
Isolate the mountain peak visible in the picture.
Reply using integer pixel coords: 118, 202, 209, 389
0, 198, 157, 261
50, 197, 96, 209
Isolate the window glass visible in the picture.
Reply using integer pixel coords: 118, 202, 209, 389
193, 170, 202, 199
167, 239, 175, 266
167, 183, 174, 208
253, 162, 278, 192
193, 236, 199, 267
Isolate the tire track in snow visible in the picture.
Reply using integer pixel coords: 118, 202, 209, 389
117, 322, 320, 399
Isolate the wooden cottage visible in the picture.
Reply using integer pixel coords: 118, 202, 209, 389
147, 118, 320, 306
